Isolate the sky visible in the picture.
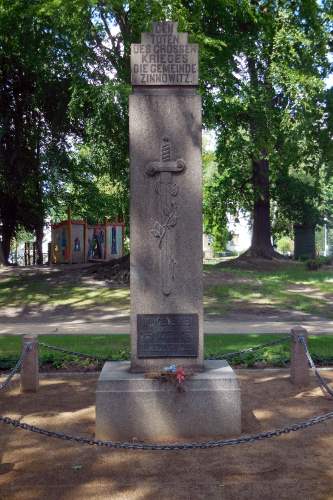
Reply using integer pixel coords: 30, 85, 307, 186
326, 53, 333, 88
327, 74, 333, 87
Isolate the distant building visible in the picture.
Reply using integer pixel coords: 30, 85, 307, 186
203, 213, 252, 258
203, 233, 214, 259
226, 213, 251, 254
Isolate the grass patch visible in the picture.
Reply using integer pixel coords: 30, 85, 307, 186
0, 275, 130, 310
1, 262, 333, 320
0, 335, 130, 370
204, 264, 333, 318
1, 334, 333, 370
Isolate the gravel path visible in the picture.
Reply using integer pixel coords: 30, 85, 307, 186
1, 319, 333, 335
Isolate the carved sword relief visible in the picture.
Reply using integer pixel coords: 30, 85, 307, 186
145, 137, 186, 296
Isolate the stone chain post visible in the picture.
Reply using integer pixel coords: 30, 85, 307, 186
290, 326, 310, 386
21, 334, 39, 393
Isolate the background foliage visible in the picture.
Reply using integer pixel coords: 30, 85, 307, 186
0, 0, 332, 262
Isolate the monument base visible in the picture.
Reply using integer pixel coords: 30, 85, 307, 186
95, 360, 241, 441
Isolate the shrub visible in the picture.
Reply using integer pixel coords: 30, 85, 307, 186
277, 236, 294, 255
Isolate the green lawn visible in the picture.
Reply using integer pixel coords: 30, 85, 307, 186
1, 334, 333, 370
204, 263, 333, 318
0, 275, 130, 309
1, 262, 333, 319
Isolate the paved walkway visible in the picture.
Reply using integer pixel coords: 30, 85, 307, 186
1, 319, 333, 335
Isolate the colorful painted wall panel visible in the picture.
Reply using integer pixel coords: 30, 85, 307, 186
106, 224, 124, 259
72, 223, 85, 264
51, 220, 125, 264
87, 225, 106, 260
51, 223, 70, 264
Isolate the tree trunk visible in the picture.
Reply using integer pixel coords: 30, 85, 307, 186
245, 156, 276, 259
294, 224, 316, 260
1, 225, 14, 264
35, 226, 44, 265
0, 242, 5, 265
244, 55, 277, 260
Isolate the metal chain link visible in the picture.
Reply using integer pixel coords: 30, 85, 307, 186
1, 408, 333, 451
298, 335, 333, 398
213, 335, 290, 360
39, 336, 290, 364
0, 343, 32, 392
1, 335, 332, 451
39, 342, 108, 362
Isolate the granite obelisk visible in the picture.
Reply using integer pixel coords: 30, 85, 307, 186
95, 22, 241, 440
129, 21, 203, 372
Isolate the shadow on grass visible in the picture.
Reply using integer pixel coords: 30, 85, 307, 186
1, 262, 333, 323
204, 264, 333, 319
0, 273, 130, 322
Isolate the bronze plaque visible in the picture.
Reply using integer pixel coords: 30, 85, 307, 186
137, 314, 198, 358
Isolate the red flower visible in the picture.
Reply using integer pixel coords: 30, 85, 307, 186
176, 367, 186, 384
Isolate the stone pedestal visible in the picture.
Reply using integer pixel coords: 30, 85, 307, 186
95, 360, 241, 441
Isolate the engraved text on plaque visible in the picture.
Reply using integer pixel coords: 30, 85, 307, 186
137, 314, 199, 358
131, 21, 198, 86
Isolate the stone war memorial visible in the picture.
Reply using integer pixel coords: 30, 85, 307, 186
96, 21, 241, 441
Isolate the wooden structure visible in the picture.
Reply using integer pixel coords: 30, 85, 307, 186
51, 211, 125, 265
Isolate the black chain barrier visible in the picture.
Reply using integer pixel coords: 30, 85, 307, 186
213, 335, 290, 360
40, 336, 290, 364
1, 409, 333, 451
298, 335, 333, 399
1, 335, 333, 451
39, 342, 108, 362
0, 343, 32, 392
37, 336, 291, 364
